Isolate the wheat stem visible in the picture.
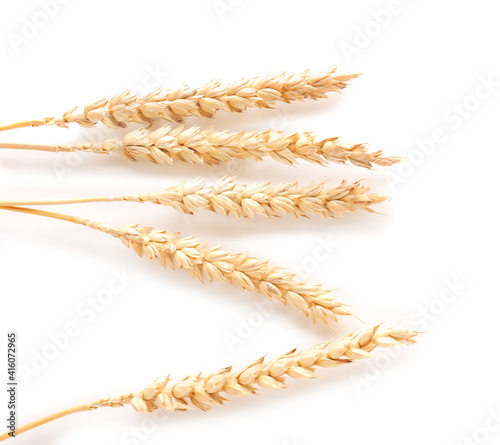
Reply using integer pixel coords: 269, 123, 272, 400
0, 394, 132, 441
0, 404, 92, 441
0, 68, 358, 132
0, 121, 41, 132
0, 205, 352, 324
0, 196, 117, 206
0, 143, 72, 152
0, 177, 387, 219
0, 205, 85, 225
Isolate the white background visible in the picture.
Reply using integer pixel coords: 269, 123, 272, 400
1, 1, 499, 444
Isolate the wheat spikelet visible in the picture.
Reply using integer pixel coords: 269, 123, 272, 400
0, 125, 400, 169
107, 325, 419, 413
0, 177, 388, 220
0, 67, 359, 132
0, 206, 353, 324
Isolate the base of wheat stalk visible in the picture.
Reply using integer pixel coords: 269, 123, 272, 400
0, 325, 419, 441
0, 205, 356, 324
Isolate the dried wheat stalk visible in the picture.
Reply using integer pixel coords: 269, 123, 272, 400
0, 325, 418, 440
0, 177, 388, 220
127, 324, 418, 413
0, 126, 399, 169
0, 68, 358, 132
0, 205, 354, 324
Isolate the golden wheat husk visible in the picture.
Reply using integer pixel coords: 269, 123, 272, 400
0, 325, 418, 440
0, 177, 388, 219
0, 205, 354, 324
0, 68, 359, 132
0, 125, 400, 169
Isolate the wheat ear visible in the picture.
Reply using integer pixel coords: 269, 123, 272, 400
0, 125, 399, 169
0, 325, 418, 440
0, 68, 359, 132
0, 177, 388, 220
0, 205, 354, 324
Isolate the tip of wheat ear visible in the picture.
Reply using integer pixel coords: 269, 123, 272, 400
112, 324, 419, 413
0, 67, 359, 132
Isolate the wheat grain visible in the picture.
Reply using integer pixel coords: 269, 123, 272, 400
0, 205, 354, 324
0, 67, 359, 132
0, 177, 388, 220
0, 126, 400, 169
